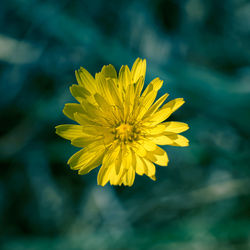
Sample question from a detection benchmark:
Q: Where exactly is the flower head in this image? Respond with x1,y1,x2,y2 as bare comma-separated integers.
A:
56,58,189,186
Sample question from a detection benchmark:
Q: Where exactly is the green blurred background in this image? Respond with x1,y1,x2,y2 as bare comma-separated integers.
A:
0,0,250,249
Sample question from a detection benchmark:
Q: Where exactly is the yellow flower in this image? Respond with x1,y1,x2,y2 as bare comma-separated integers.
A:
56,58,189,186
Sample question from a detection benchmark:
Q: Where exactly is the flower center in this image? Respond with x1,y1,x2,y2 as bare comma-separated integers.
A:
115,123,139,142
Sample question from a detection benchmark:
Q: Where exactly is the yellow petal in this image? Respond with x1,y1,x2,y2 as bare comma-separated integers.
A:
110,146,133,186
71,135,103,147
70,84,91,102
124,83,135,121
132,150,155,180
95,73,117,106
80,99,102,119
142,93,169,119
145,98,185,125
136,90,157,120
134,76,144,99
75,102,111,127
161,122,189,133
97,164,111,186
132,77,144,118
109,164,121,185
167,134,189,147
123,167,135,186
75,67,96,93
101,64,117,79
105,78,123,108
55,124,83,140
146,146,169,166
139,138,157,151
93,93,111,112
143,158,156,179
141,77,163,97
68,142,106,171
74,112,102,127
102,143,121,174
108,146,130,186
63,103,84,121
131,141,147,157
115,146,123,174
142,124,166,135
121,144,132,172
108,163,127,186
78,153,103,175
135,78,164,120
98,150,127,186
102,133,116,147
146,134,173,145
118,65,132,91
131,58,146,84
74,113,110,136
131,149,143,175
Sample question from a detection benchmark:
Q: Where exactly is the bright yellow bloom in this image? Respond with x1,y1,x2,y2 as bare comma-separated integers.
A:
56,58,189,186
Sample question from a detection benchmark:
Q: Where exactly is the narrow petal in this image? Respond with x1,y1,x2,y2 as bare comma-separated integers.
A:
97,144,126,187
124,83,135,121
75,67,96,93
141,77,163,97
136,90,157,120
101,64,117,79
95,73,119,107
142,158,156,180
147,133,189,147
146,134,173,145
71,135,103,147
146,146,169,166
55,124,83,140
74,112,103,127
121,144,132,172
122,167,135,186
115,146,123,174
131,149,144,175
134,76,144,99
109,164,120,185
118,65,132,91
78,153,103,175
63,103,84,121
102,143,121,174
132,149,155,180
161,122,189,133
167,134,189,147
97,163,110,186
131,141,147,157
94,93,111,112
70,84,90,102
75,114,108,135
132,76,144,115
105,78,123,108
145,98,185,125
131,58,146,84
142,124,166,135
135,78,163,120
139,138,157,151
106,163,126,186
100,145,133,186
142,93,169,119
68,142,106,170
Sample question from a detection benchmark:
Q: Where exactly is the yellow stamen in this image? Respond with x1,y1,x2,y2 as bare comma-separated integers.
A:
115,123,138,142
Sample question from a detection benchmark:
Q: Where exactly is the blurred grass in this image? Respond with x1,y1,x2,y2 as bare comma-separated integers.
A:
0,0,250,249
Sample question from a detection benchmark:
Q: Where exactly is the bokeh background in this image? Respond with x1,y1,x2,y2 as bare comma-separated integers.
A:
1,0,250,249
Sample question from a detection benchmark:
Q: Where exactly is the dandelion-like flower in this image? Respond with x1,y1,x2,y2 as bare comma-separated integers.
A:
56,58,189,186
